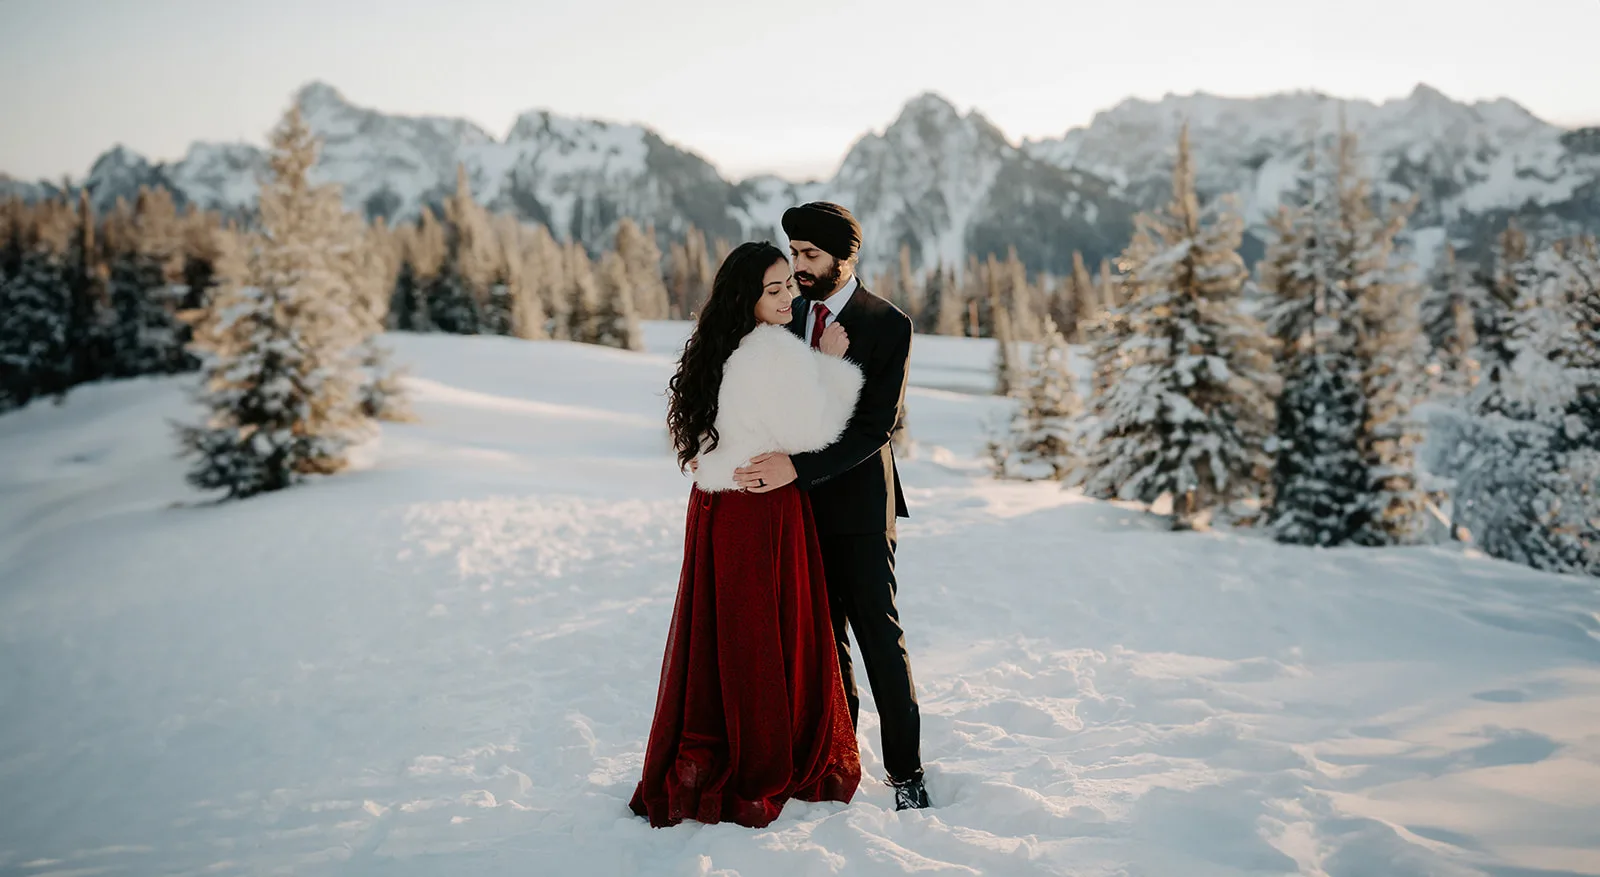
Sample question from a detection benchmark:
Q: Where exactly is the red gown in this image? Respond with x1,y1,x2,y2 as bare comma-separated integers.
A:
629,485,862,828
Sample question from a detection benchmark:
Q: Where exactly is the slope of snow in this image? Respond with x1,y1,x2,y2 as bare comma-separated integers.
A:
2,329,1599,877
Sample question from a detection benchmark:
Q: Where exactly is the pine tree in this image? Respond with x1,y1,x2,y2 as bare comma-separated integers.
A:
424,165,498,335
992,304,1023,397
390,258,426,331
426,212,482,335
990,317,1083,480
338,214,408,421
178,107,372,498
566,243,603,344
393,210,445,332
1330,131,1428,547
1420,242,1479,393
107,188,193,377
595,249,644,350
64,189,110,387
667,226,713,318
0,222,71,412
615,218,670,321
1059,252,1094,343
1075,124,1276,529
1444,236,1600,574
507,222,553,341
1084,260,1133,457
929,264,965,337
1260,130,1424,546
1259,147,1360,544
1269,352,1368,545
895,244,924,322
1469,224,1537,416
1000,248,1040,342
482,270,514,336
358,339,412,422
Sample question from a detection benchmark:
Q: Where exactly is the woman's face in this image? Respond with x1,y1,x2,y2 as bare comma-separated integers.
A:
752,258,798,326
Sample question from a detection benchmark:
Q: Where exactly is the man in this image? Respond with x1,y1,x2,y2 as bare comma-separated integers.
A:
733,201,929,811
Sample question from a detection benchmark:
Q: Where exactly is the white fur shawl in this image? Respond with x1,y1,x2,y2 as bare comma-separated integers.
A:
694,324,863,491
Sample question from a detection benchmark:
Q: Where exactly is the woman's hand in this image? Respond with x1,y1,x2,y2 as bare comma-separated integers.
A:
819,322,850,358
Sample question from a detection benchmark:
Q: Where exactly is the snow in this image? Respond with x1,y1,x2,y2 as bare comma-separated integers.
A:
2,327,1599,876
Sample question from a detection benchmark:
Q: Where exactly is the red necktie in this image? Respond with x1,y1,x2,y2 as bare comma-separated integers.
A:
810,303,831,350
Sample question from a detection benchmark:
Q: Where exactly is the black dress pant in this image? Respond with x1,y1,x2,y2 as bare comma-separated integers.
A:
818,532,923,782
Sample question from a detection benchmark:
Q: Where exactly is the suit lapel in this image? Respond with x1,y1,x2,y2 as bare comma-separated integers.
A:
833,282,877,366
785,298,809,341
789,280,878,365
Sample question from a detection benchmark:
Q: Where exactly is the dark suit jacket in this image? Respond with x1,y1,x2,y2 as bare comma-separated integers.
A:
786,283,912,536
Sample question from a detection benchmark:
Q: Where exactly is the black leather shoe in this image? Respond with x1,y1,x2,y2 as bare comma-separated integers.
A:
891,775,930,811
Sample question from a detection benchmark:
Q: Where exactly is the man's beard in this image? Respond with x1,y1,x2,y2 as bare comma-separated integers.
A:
795,258,844,301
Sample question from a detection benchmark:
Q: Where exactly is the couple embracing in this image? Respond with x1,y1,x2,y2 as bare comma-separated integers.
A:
628,202,930,828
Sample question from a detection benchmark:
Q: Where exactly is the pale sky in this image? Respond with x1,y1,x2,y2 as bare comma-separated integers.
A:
2,0,1597,183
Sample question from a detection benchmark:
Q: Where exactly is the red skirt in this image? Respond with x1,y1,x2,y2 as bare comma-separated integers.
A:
629,485,861,828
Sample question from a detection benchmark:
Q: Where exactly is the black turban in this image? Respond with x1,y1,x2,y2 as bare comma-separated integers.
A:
782,201,862,262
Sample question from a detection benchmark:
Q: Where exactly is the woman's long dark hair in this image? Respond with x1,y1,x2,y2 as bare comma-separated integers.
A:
667,241,789,472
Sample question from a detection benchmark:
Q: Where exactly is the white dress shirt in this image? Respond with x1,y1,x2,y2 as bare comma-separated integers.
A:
804,275,859,346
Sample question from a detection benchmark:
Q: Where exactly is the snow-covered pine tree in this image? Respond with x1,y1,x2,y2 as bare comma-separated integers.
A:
990,317,1083,480
64,189,110,388
1262,145,1353,544
426,238,482,334
178,107,371,498
1322,131,1428,547
106,188,194,377
1269,351,1368,545
1420,242,1480,393
389,258,426,331
1445,235,1600,574
389,213,441,332
426,165,498,335
1076,123,1276,529
1468,224,1538,417
0,210,71,412
596,249,644,351
1083,259,1133,442
336,213,409,423
358,339,412,422
482,268,514,337
1261,132,1414,546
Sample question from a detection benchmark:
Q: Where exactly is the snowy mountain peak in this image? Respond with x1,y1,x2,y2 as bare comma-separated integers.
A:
1405,82,1451,105
505,109,645,154
83,145,162,210
293,80,349,114
1022,83,1587,244
898,92,962,121
9,82,1594,278
884,92,1009,149
91,144,152,173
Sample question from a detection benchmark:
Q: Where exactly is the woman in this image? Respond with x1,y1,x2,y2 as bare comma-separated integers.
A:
629,242,863,829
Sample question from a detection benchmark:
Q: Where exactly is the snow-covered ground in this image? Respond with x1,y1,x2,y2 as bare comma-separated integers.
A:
2,324,1598,877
